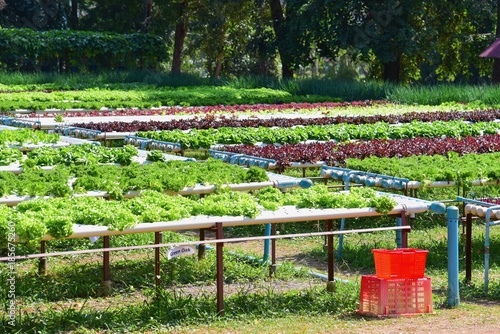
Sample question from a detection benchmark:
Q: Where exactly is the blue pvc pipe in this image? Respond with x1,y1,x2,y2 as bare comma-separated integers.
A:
337,218,345,259
308,270,349,283
263,224,271,263
485,216,491,293
337,171,357,259
395,217,402,248
447,206,460,307
483,205,500,293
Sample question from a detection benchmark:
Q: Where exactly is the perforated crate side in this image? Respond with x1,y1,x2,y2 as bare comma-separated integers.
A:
359,275,433,317
372,249,428,278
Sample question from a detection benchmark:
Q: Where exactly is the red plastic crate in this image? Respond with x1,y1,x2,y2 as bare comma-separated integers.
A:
358,275,433,317
372,248,428,278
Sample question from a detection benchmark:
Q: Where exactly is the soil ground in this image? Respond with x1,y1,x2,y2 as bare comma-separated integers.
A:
9,234,500,333
219,240,500,334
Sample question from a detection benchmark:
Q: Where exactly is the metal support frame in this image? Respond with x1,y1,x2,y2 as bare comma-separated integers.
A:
102,236,112,295
484,206,500,293
465,213,472,284
39,240,47,275
5,224,413,316
155,232,163,289
456,197,500,292
400,210,408,249
215,222,224,316
199,228,206,260
447,206,460,307
326,220,335,292
270,223,277,276
5,191,437,311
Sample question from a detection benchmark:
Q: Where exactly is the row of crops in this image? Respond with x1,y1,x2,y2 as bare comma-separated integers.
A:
0,127,403,249
69,108,500,131
4,94,500,334
3,99,500,249
7,104,500,187
0,146,271,198
55,108,500,185
13,187,396,247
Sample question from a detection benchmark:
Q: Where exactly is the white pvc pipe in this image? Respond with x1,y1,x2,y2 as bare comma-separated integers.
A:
0,179,306,205
288,162,324,169
5,225,411,261
321,178,500,190
0,165,54,174
406,181,454,189
464,204,500,219
408,179,500,189
34,201,430,241
11,142,70,152
96,132,136,140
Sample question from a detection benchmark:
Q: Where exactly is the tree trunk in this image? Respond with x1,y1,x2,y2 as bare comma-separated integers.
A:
69,0,78,29
145,0,153,18
214,52,224,79
206,56,213,78
171,1,189,74
493,59,500,84
142,0,154,32
269,0,294,78
493,0,500,84
383,56,401,83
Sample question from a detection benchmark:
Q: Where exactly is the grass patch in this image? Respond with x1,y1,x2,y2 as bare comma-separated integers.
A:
3,213,500,333
387,84,500,107
4,71,500,107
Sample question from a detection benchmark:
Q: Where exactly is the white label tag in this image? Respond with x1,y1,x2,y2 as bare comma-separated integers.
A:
167,246,196,260
89,236,100,243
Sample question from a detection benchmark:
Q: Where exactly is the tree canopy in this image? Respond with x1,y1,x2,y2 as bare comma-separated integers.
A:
0,0,498,83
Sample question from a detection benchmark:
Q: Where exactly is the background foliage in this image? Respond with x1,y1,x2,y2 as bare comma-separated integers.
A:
0,0,498,82
0,28,168,72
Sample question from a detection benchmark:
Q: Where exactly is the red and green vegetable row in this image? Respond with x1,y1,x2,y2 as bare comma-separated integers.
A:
70,109,500,133
219,134,500,169
21,100,379,118
133,120,500,148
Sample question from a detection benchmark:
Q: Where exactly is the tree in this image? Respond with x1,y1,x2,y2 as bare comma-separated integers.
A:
326,0,423,83
269,0,293,78
171,1,189,74
69,0,78,29
145,0,205,75
0,0,69,30
421,0,496,83
184,0,264,78
322,0,497,83
191,0,251,78
269,0,327,79
77,0,147,33
243,1,278,76
493,0,500,83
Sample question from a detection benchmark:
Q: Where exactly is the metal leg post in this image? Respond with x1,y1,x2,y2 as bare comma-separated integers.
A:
215,222,224,315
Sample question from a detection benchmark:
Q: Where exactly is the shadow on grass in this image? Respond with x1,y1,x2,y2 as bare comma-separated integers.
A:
3,283,360,334
0,249,285,303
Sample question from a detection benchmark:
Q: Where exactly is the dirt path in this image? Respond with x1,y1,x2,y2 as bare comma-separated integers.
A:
221,240,500,334
348,304,500,334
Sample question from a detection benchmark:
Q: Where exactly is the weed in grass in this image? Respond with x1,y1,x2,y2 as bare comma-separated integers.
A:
387,84,500,106
225,282,359,318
